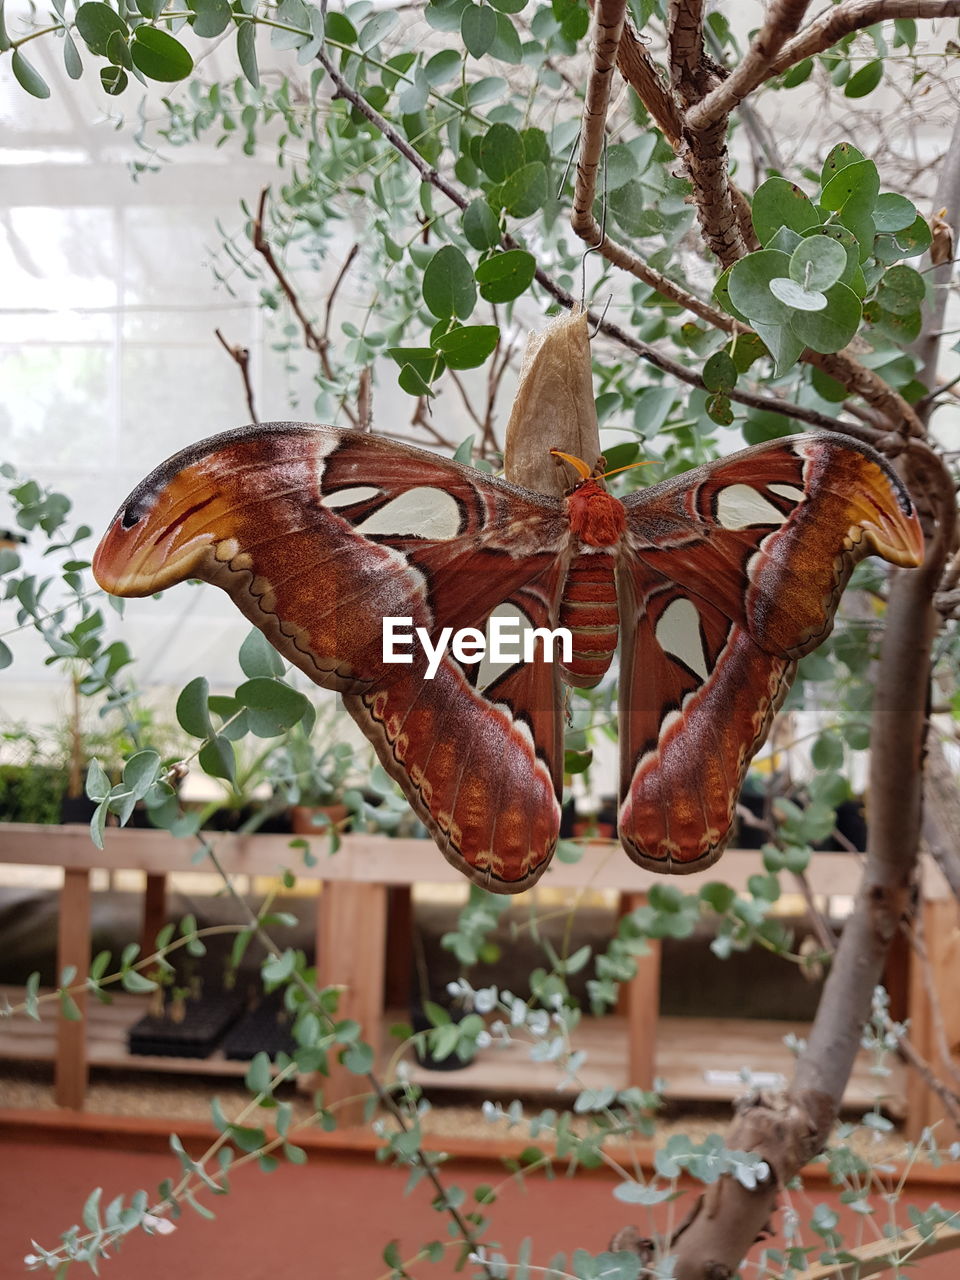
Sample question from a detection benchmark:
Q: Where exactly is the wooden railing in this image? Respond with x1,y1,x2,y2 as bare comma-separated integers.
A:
0,822,954,1136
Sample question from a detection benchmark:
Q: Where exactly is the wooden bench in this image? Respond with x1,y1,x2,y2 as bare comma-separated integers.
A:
0,822,953,1136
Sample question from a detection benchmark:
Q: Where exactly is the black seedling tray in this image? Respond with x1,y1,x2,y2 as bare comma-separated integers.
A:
128,994,244,1059
222,993,297,1061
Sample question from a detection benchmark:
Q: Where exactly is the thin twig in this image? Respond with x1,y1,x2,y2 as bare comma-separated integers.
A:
215,328,259,423
250,187,360,428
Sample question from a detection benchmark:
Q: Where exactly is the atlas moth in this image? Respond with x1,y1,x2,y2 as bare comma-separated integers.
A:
93,415,923,892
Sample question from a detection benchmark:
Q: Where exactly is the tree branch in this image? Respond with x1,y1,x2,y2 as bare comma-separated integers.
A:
214,328,258,423
667,0,707,96
251,186,360,428
912,111,960,426
686,0,812,130
771,0,960,78
606,15,684,146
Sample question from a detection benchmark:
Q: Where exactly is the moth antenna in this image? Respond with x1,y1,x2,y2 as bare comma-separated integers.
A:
550,449,593,481
601,457,658,479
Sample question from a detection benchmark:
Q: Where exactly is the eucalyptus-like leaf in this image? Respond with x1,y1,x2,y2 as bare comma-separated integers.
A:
873,192,917,234
462,198,501,250
820,158,879,213
75,1,129,56
478,121,525,182
12,49,51,97
820,140,866,188
131,27,194,81
726,250,792,325
844,59,883,98
461,2,497,58
751,177,819,246
769,278,827,312
432,324,499,369
789,281,861,353
474,248,536,302
422,245,477,320
788,236,847,293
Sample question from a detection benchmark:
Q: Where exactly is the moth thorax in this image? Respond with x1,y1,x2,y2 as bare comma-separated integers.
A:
567,480,626,547
559,552,620,688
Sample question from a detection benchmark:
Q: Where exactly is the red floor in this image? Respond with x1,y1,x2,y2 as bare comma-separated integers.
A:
2,1135,960,1279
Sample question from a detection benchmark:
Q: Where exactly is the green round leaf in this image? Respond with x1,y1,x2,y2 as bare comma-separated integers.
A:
75,2,129,56
12,49,50,98
769,277,827,312
751,177,819,246
190,0,233,38
727,250,792,325
706,392,734,426
766,226,803,256
106,27,132,68
789,281,861,353
497,160,548,218
358,9,397,50
131,26,194,81
100,64,128,95
199,734,236,784
820,141,866,188
844,59,883,98
424,49,463,86
878,264,925,315
235,677,312,736
811,366,848,403
713,266,749,325
489,9,522,62
820,158,879,213
873,192,917,234
702,350,737,393
324,10,357,43
432,324,500,369
461,2,497,58
239,627,284,679
751,322,805,377
893,213,933,260
811,732,845,770
422,245,477,320
463,198,501,250
782,57,812,88
604,143,638,192
176,675,212,738
788,236,848,292
474,248,536,303
479,121,525,181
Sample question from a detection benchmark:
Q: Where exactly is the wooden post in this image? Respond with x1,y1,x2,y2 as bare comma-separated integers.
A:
905,897,960,1142
315,880,388,1125
621,891,661,1090
383,886,413,1010
140,872,168,959
55,867,91,1109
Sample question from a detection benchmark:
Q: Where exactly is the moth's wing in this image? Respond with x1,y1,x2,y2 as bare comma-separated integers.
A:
616,432,924,873
94,422,572,892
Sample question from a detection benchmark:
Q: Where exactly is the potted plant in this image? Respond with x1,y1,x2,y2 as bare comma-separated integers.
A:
267,706,357,837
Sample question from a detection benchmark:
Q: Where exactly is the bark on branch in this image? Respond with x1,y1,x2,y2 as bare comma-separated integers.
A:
771,0,960,77
685,0,811,130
